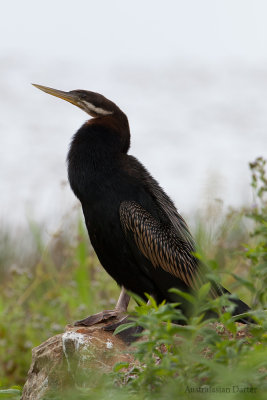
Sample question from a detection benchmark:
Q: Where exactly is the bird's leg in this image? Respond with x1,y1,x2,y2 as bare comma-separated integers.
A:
104,297,151,334
115,286,131,313
74,287,130,327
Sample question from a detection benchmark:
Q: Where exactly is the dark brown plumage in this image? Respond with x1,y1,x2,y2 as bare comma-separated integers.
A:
33,84,251,326
120,201,199,288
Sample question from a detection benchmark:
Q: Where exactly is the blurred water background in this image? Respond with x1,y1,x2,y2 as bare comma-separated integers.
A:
1,0,267,231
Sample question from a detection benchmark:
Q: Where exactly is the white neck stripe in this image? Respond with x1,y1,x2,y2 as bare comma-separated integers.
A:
83,101,113,116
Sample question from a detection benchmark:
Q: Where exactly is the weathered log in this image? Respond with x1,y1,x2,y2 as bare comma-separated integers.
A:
21,323,137,400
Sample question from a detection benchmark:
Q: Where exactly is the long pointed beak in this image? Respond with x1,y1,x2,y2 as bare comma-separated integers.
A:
32,84,80,107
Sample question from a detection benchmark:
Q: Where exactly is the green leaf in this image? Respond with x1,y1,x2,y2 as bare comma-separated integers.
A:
169,288,195,304
198,282,211,301
113,322,136,335
231,273,256,292
128,291,147,306
0,389,21,397
113,362,129,372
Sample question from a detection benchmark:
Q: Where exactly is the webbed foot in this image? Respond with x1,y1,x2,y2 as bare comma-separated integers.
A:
74,310,125,327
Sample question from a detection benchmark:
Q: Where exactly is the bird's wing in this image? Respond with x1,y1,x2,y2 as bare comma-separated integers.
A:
119,200,202,290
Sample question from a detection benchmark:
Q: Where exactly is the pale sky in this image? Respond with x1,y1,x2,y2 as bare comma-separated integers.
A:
1,0,267,227
1,0,267,65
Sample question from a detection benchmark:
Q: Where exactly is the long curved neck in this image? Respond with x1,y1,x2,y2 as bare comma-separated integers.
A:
67,114,130,200
90,112,130,153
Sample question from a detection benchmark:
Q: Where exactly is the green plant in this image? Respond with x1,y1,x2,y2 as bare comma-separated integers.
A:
113,157,267,399
0,214,120,387
0,158,266,400
244,157,267,309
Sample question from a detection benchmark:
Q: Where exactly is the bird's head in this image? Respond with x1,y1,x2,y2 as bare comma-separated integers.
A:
33,84,130,153
32,84,123,118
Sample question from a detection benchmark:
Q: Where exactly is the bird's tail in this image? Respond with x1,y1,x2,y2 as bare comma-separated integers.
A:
220,286,252,324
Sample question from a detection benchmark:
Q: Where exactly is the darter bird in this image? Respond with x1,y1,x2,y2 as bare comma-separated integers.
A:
32,84,250,327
